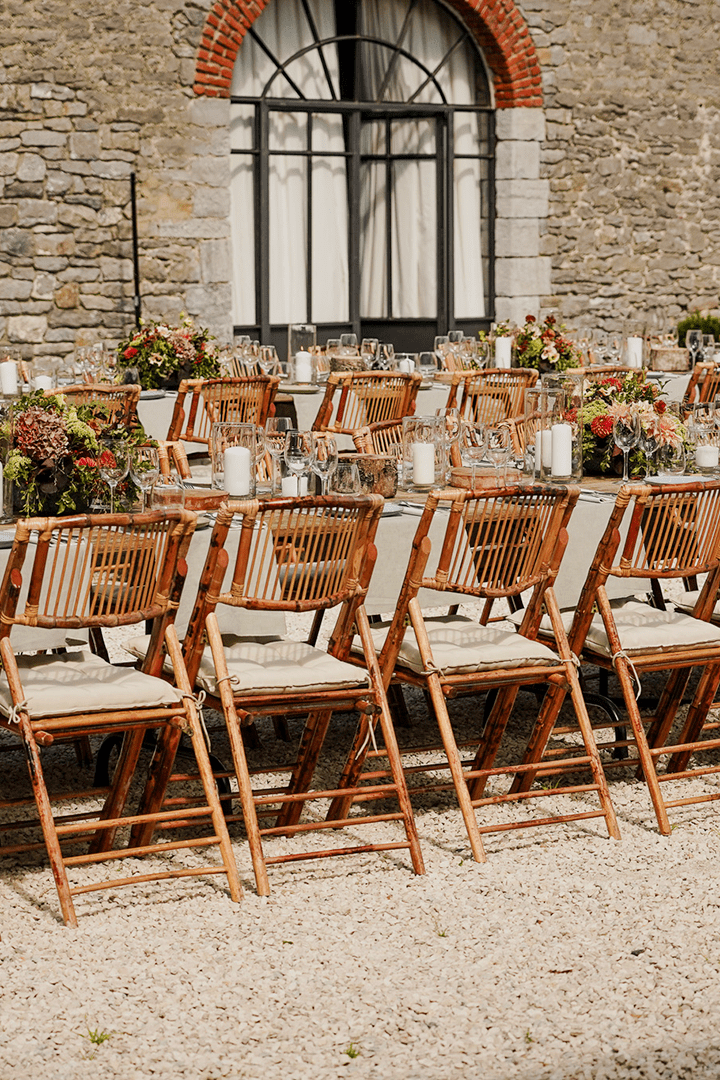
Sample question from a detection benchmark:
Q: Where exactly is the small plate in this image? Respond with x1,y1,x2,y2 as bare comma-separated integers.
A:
0,527,16,547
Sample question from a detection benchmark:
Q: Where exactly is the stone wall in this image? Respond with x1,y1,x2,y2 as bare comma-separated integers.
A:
524,0,720,328
2,0,720,362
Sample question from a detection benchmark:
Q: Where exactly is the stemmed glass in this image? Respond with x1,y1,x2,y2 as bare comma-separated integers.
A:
283,430,314,495
458,420,486,486
311,434,338,495
264,416,293,494
638,426,658,479
99,438,129,513
130,445,160,512
435,407,461,481
485,426,511,486
612,412,641,482
686,329,703,366
258,345,279,377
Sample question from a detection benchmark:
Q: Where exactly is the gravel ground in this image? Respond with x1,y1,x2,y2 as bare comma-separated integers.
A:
3,612,720,1080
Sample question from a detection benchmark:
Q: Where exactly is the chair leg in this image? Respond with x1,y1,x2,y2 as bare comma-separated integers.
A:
665,662,720,774
127,723,184,849
89,727,148,854
467,686,520,801
614,656,672,834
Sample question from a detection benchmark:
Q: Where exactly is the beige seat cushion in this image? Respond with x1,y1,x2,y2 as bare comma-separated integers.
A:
673,589,720,621
195,639,370,696
0,650,183,720
353,614,562,675
509,599,720,657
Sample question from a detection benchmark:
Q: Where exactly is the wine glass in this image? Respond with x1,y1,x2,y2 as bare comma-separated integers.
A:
258,345,279,377
435,407,461,481
638,426,658,478
283,430,313,495
458,420,486,487
98,439,129,513
377,343,395,370
265,416,293,494
311,434,338,495
361,338,379,366
686,329,703,365
130,445,160,512
485,426,511,486
612,412,641,482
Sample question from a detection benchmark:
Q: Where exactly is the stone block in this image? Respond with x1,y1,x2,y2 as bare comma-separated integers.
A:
17,199,58,226
0,229,33,257
495,296,542,326
31,83,74,101
0,153,18,177
187,97,231,128
54,282,79,308
495,256,552,297
35,232,76,257
7,315,47,343
20,129,66,147
0,279,33,301
495,218,540,258
79,294,116,311
200,240,231,283
0,206,18,228
100,256,132,281
194,187,230,218
90,159,132,179
17,153,47,181
496,141,541,181
496,179,550,219
495,109,546,143
32,273,56,300
69,131,101,160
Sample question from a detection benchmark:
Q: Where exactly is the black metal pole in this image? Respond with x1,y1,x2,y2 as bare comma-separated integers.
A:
130,171,142,328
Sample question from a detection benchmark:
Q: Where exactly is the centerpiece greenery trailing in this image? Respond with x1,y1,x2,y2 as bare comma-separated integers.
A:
578,372,686,476
117,317,221,391
5,392,147,516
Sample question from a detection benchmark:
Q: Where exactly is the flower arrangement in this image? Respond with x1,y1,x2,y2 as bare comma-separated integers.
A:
5,392,146,516
117,318,221,391
577,373,685,476
514,314,583,373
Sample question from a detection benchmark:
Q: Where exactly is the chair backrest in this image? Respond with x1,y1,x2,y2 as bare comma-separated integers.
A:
0,511,197,667
445,370,538,425
49,383,141,427
570,480,720,645
312,372,421,434
352,419,404,456
167,376,280,445
683,361,720,412
377,484,578,666
183,494,383,678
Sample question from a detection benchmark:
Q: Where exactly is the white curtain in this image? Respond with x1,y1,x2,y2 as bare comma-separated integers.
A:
358,0,485,319
229,0,348,326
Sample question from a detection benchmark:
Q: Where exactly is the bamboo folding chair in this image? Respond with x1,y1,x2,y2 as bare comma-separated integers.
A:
166,376,280,448
0,510,240,925
162,494,424,894
511,481,720,834
311,371,421,435
444,370,538,426
330,485,619,861
48,383,141,427
682,362,720,415
352,419,404,456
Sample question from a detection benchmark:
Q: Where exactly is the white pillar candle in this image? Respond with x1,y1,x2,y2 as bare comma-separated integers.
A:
696,444,719,469
223,445,252,496
494,337,512,369
551,423,573,476
34,375,53,391
294,351,313,383
398,358,415,373
626,336,643,368
281,475,298,496
299,475,308,495
540,428,553,470
0,361,18,396
412,442,436,486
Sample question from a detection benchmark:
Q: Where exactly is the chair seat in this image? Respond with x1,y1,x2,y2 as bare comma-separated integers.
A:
353,614,562,675
673,588,720,621
0,650,183,720
510,598,720,657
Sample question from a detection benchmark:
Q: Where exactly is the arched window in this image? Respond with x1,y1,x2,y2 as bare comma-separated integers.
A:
230,0,493,350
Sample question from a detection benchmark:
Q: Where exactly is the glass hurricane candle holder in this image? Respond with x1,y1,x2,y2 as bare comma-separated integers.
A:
402,416,443,491
211,422,263,497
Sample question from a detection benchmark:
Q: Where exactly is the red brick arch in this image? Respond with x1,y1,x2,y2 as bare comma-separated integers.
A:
194,0,542,107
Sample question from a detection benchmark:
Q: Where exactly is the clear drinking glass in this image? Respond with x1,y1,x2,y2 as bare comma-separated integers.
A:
458,420,486,486
485,426,511,486
99,438,129,513
686,329,703,365
265,417,294,494
311,434,338,495
258,345,279,376
331,460,361,495
130,445,160,512
612,412,641,482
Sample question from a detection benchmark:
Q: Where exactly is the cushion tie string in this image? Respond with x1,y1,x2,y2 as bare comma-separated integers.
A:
355,714,379,759
611,649,642,700
181,689,210,748
7,699,28,726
